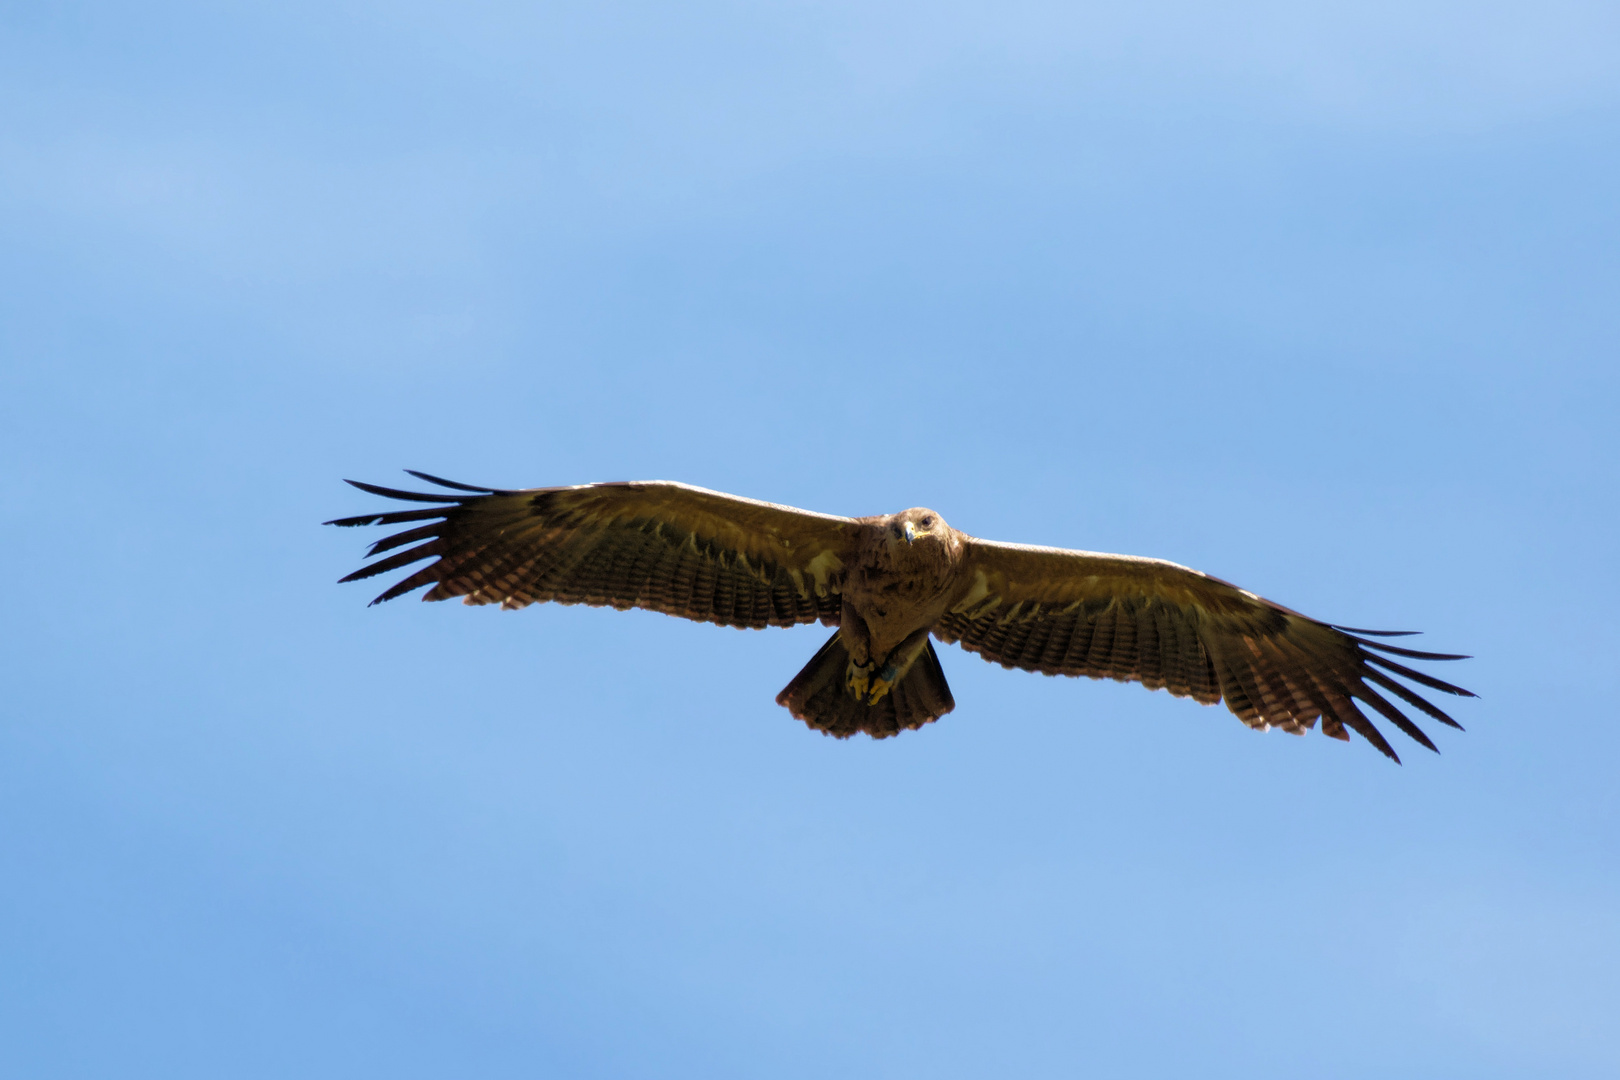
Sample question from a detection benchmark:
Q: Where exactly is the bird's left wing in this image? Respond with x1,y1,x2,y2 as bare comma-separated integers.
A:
936,537,1473,761
328,473,853,629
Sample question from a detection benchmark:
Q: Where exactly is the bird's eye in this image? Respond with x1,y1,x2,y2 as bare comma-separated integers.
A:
921,516,934,528
892,525,903,538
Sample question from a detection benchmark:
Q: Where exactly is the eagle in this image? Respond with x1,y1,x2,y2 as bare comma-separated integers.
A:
328,472,1472,761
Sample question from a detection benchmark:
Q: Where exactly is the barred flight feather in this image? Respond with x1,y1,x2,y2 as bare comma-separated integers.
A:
328,476,846,630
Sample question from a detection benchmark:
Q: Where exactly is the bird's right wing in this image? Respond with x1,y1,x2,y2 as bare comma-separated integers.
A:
327,473,854,629
937,537,1473,761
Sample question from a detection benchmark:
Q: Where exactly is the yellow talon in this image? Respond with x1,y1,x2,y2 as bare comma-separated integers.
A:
849,659,899,703
847,663,871,700
866,662,899,704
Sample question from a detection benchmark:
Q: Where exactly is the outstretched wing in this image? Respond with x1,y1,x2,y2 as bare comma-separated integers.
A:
935,538,1473,761
328,472,853,629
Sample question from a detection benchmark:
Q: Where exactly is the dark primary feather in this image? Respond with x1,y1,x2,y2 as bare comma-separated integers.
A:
403,470,503,494
1332,626,1420,637
1337,629,1471,662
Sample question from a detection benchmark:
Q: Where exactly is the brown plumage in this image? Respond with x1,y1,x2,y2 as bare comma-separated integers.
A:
328,472,1474,761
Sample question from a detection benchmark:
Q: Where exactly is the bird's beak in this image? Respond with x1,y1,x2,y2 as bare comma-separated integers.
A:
903,521,917,544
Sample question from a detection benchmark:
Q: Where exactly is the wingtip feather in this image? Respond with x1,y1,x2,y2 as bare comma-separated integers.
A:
344,478,465,504
1349,635,1471,662
403,470,502,494
1332,625,1421,637
1362,653,1476,698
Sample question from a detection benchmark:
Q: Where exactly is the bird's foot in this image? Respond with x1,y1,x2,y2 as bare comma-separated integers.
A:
846,659,873,701
866,664,899,704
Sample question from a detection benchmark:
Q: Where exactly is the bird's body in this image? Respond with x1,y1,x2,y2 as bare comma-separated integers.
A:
838,509,961,693
330,473,1473,761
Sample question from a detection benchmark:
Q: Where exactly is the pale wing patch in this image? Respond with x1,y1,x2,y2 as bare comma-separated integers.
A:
950,570,997,618
805,549,844,595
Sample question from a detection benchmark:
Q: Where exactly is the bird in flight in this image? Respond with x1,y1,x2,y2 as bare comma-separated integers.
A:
329,472,1472,761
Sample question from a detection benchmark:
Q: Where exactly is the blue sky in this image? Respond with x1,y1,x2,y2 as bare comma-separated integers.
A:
2,2,1617,1077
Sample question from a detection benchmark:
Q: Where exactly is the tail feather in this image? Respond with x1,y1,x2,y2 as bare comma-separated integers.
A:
776,631,955,738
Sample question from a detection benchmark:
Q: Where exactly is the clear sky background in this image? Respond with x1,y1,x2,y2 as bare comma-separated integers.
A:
3,2,1617,1077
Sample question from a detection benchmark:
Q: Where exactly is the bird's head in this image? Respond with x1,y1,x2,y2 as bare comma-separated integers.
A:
886,507,950,550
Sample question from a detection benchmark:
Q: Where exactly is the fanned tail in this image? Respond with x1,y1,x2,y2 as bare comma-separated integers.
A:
777,631,955,738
